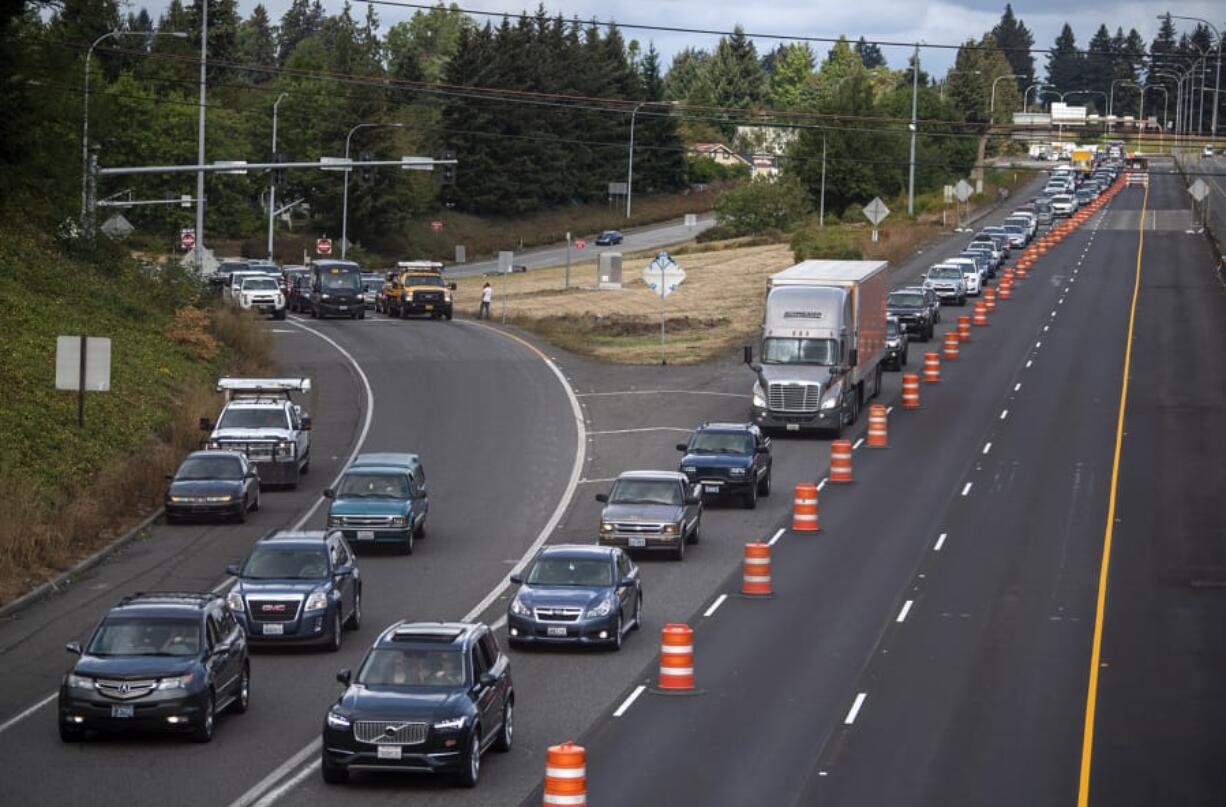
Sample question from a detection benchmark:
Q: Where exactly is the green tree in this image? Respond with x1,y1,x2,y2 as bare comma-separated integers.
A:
385,2,472,83
1046,23,1084,98
855,37,886,70
768,42,815,110
991,4,1034,94
633,44,686,193
707,25,766,130
714,174,811,236
1082,24,1114,114
278,0,323,64
664,47,713,106
236,4,277,82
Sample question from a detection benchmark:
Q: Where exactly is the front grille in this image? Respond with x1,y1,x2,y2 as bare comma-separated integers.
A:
613,522,665,534
95,678,158,701
767,383,820,413
246,597,302,623
354,720,428,745
413,291,444,303
334,515,395,528
534,607,582,622
216,440,277,461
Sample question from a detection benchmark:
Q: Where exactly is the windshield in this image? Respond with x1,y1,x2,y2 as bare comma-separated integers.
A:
219,261,249,274
362,279,381,293
930,267,962,280
337,472,409,499
87,617,201,657
404,274,444,287
319,268,361,291
953,264,977,276
688,431,754,454
608,479,682,506
887,319,899,337
242,277,279,291
176,456,243,481
762,337,839,366
217,408,290,430
1003,226,1024,234
240,546,329,580
526,557,613,587
358,648,466,687
889,292,924,308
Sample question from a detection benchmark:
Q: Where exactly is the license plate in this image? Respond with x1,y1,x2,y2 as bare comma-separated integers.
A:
356,530,375,540
424,305,433,311
628,537,646,548
262,623,284,636
377,745,402,760
111,705,134,719
703,485,720,494
786,423,800,432
547,626,568,637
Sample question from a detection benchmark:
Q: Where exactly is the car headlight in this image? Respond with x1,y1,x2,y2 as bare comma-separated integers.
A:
728,467,746,476
326,710,351,729
320,293,330,300
600,522,614,533
276,294,284,306
327,515,342,527
157,672,194,690
276,439,296,458
356,293,365,302
206,440,221,450
586,597,615,618
305,592,330,611
662,523,680,535
752,381,766,409
205,494,233,503
433,716,467,731
227,591,244,611
390,515,408,527
66,673,95,690
510,596,530,616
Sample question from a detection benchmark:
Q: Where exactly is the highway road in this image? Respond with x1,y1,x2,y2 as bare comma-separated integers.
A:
447,212,715,278
2,167,1221,807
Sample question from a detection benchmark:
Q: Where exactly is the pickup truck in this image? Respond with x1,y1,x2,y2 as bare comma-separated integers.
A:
324,453,429,555
676,422,772,509
887,286,937,341
597,471,702,561
202,378,312,488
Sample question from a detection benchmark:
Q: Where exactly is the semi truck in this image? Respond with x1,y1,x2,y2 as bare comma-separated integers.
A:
746,260,890,436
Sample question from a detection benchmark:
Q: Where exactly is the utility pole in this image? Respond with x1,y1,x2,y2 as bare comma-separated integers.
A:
907,43,919,217
194,0,207,273
625,101,646,219
819,136,827,227
268,91,287,262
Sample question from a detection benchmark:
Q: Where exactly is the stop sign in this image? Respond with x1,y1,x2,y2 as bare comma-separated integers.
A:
430,220,444,232
574,239,586,250
316,238,332,256
180,228,195,250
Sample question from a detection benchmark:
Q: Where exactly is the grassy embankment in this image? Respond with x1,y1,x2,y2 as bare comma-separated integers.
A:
453,171,1035,364
0,230,273,603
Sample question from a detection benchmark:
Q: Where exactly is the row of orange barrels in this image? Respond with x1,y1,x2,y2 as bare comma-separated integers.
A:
540,176,1125,806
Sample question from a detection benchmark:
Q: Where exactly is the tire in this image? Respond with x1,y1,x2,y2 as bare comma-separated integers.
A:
414,518,426,541
687,517,700,544
399,305,408,320
309,304,317,319
397,528,414,555
958,294,967,306
445,310,453,321
743,480,758,509
923,323,933,342
234,501,247,524
345,586,362,630
251,486,261,512
757,468,772,497
327,611,342,652
631,593,643,630
165,513,180,526
901,348,909,367
321,755,349,785
59,722,83,743
358,311,365,320
191,691,215,743
610,613,623,651
456,729,481,788
494,701,513,752
300,453,310,475
229,663,250,714
672,536,686,561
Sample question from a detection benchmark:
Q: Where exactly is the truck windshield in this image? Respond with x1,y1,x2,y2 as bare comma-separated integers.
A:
404,274,444,287
762,337,838,366
217,408,290,430
608,479,682,506
689,432,754,454
337,472,409,498
320,269,361,291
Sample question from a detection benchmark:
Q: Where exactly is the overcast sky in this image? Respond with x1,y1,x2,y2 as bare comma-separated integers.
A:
141,1,1224,75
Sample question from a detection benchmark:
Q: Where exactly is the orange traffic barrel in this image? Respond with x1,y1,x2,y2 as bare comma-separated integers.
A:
1037,241,1049,255
973,301,989,326
901,373,921,409
922,352,941,383
658,624,694,691
998,280,1012,300
957,315,972,342
792,482,820,532
984,287,997,312
741,542,772,596
1016,264,1028,280
544,742,587,807
829,439,853,483
1003,267,1015,282
867,403,889,447
942,331,960,360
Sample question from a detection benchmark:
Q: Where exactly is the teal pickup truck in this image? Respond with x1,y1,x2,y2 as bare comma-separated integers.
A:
324,453,429,554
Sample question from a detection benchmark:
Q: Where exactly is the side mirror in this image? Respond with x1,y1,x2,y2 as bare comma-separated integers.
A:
322,488,335,499
199,417,213,432
301,416,312,431
65,641,82,655
756,445,770,454
595,493,609,504
848,348,859,368
247,469,258,479
165,473,175,481
676,443,688,452
478,672,497,687
333,565,352,577
742,345,753,365
509,573,523,585
686,494,702,505
336,669,352,686
226,563,241,576
616,578,635,588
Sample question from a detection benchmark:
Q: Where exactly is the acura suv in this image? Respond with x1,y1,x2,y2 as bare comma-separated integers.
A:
322,622,513,787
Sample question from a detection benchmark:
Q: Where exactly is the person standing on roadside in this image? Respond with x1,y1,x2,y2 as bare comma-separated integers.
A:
479,282,493,320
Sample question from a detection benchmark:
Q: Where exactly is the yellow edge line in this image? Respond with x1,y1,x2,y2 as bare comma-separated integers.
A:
1077,181,1148,804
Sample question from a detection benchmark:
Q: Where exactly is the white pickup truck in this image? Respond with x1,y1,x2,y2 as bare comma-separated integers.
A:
202,378,312,488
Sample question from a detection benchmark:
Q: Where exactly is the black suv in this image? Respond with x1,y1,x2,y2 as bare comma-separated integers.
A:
887,286,938,341
322,622,513,787
676,422,772,509
58,592,249,743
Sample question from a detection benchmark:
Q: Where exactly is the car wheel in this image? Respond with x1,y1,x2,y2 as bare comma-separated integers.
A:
191,691,215,743
688,517,700,544
59,722,84,743
632,593,643,630
300,453,310,475
327,611,342,652
358,311,366,320
925,323,934,341
610,613,623,651
673,537,686,561
958,294,967,306
274,309,286,320
456,729,481,788
494,702,513,752
165,512,180,525
398,529,414,555
757,468,772,497
230,663,250,714
414,518,426,541
235,500,247,524
321,754,349,785
445,311,453,321
902,348,909,367
251,486,261,512
309,305,317,318
345,587,362,630
743,480,758,509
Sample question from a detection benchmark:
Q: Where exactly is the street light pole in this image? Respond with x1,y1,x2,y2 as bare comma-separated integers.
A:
267,91,287,261
194,0,207,272
1023,82,1049,113
989,73,1023,116
341,121,403,259
907,43,919,217
81,30,187,225
1166,16,1220,140
625,101,646,219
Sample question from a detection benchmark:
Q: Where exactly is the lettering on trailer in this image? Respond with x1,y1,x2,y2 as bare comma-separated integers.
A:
783,311,824,319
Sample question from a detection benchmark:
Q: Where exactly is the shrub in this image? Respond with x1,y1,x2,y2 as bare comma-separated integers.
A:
790,221,865,262
714,175,812,237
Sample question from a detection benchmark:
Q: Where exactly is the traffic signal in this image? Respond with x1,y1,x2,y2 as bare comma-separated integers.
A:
359,151,373,184
440,149,456,185
273,151,287,186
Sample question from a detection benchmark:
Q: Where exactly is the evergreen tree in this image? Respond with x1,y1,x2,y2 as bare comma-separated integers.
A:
855,36,886,69
1046,24,1083,99
991,4,1034,94
768,42,815,110
708,25,766,131
815,36,865,104
236,5,277,82
1118,28,1147,118
899,51,929,88
664,47,713,106
278,0,324,64
1083,24,1114,113
633,45,686,193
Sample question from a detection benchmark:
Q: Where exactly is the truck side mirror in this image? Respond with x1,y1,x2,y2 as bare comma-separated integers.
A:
301,415,312,431
848,348,859,368
322,488,335,499
742,345,753,365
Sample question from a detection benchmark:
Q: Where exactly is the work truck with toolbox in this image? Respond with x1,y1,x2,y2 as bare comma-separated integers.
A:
201,378,312,488
379,261,455,320
746,260,889,435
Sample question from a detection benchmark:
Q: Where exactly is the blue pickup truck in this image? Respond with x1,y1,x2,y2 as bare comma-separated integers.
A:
677,422,773,509
324,453,429,554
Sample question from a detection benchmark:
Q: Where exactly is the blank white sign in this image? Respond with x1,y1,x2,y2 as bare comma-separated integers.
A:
55,336,111,391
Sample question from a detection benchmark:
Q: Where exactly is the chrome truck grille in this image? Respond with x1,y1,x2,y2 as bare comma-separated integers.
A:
767,383,820,413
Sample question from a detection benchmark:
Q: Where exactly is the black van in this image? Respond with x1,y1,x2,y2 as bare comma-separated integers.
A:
309,260,366,319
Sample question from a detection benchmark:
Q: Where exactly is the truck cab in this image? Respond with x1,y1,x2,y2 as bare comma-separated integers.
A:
380,261,455,320
201,378,312,488
324,453,429,555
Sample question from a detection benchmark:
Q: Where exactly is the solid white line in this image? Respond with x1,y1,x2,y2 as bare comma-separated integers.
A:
0,692,56,736
613,685,648,718
588,427,693,435
896,600,914,623
852,437,864,450
934,533,948,551
578,477,617,484
844,693,868,725
982,442,992,455
1000,409,1009,420
1014,383,1022,392
768,527,785,546
704,594,729,618
961,482,973,497
817,478,827,491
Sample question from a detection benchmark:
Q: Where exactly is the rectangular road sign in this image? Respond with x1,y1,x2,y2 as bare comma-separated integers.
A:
56,336,111,392
498,251,514,274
